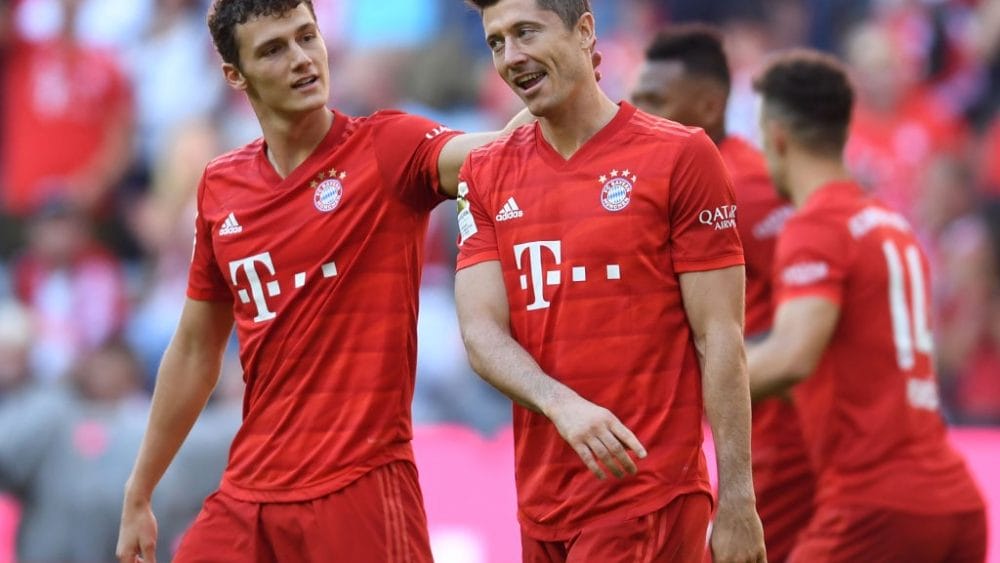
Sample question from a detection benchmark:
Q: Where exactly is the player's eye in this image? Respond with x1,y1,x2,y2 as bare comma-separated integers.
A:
488,38,504,54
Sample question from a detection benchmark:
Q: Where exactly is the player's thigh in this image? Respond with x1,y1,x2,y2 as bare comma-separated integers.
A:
265,460,433,563
173,491,268,563
567,493,712,563
790,504,984,563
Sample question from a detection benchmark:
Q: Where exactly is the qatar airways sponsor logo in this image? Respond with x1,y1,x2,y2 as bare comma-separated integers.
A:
848,206,910,239
699,205,737,230
781,261,829,286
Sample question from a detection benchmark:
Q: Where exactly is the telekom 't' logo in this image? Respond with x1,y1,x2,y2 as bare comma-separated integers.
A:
513,241,623,311
514,241,562,311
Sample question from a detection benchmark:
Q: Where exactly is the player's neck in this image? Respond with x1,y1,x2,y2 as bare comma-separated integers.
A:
538,87,619,159
787,154,852,207
258,106,334,179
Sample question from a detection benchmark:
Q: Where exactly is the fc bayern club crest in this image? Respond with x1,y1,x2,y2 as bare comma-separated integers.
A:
598,168,636,212
312,168,348,213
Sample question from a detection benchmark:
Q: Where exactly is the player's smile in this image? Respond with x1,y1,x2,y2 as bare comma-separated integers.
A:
513,70,547,96
291,74,321,93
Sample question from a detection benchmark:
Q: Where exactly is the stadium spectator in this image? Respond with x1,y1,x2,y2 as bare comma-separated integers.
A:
0,0,133,222
11,199,128,382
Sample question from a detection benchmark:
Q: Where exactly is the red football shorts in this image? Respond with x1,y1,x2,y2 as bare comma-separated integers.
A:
520,492,712,563
173,460,432,563
789,503,987,563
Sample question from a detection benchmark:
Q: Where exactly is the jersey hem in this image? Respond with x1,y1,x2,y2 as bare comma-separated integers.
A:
674,253,745,274
517,480,713,541
186,288,234,302
218,442,414,503
776,287,842,307
456,252,500,271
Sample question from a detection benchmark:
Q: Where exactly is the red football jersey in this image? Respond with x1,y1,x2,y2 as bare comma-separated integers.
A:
1,38,132,215
774,181,984,513
719,136,813,562
718,136,792,336
187,109,459,502
456,103,745,540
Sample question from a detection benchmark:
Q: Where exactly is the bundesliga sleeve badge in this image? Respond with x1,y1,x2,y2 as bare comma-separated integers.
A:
456,181,478,245
599,169,636,212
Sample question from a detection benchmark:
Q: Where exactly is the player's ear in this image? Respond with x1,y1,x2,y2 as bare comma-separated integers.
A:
222,62,249,92
576,12,596,52
768,120,789,155
697,83,727,126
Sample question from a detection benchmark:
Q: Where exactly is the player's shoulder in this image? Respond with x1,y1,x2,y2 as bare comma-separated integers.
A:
628,108,706,145
364,109,453,133
466,123,535,166
204,138,265,183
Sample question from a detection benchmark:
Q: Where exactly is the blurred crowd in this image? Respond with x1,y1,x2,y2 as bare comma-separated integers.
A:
0,0,998,558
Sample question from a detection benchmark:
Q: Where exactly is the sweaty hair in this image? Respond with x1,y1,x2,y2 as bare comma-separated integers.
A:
753,49,855,155
208,0,316,68
464,0,592,29
645,24,730,91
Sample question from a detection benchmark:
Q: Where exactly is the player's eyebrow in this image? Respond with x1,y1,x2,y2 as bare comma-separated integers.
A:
485,19,543,43
252,22,318,54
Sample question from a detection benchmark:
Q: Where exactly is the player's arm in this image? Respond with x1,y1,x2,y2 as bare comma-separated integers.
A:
116,298,233,563
747,296,839,401
455,260,646,480
436,109,535,197
679,265,766,563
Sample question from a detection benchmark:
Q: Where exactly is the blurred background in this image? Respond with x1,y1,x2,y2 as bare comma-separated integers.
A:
0,0,998,561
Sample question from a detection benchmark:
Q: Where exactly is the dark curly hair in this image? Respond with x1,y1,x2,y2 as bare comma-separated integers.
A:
208,0,316,69
645,24,730,92
753,49,855,155
463,0,591,29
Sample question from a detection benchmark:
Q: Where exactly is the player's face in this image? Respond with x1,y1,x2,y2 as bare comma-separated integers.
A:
631,60,703,127
482,0,594,117
227,3,329,117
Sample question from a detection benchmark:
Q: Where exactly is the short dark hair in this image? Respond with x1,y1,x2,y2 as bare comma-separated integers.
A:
464,0,591,29
645,24,730,91
208,0,316,69
753,49,854,155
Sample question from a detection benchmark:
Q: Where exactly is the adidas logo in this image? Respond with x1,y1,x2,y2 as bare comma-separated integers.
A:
496,197,524,222
219,212,243,236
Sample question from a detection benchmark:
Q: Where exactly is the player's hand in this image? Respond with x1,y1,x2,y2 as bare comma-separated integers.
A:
116,496,158,563
709,499,767,563
545,392,646,479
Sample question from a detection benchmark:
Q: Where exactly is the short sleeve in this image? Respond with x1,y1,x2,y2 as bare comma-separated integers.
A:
370,111,463,210
455,156,500,270
186,173,232,302
773,218,849,306
669,131,745,273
